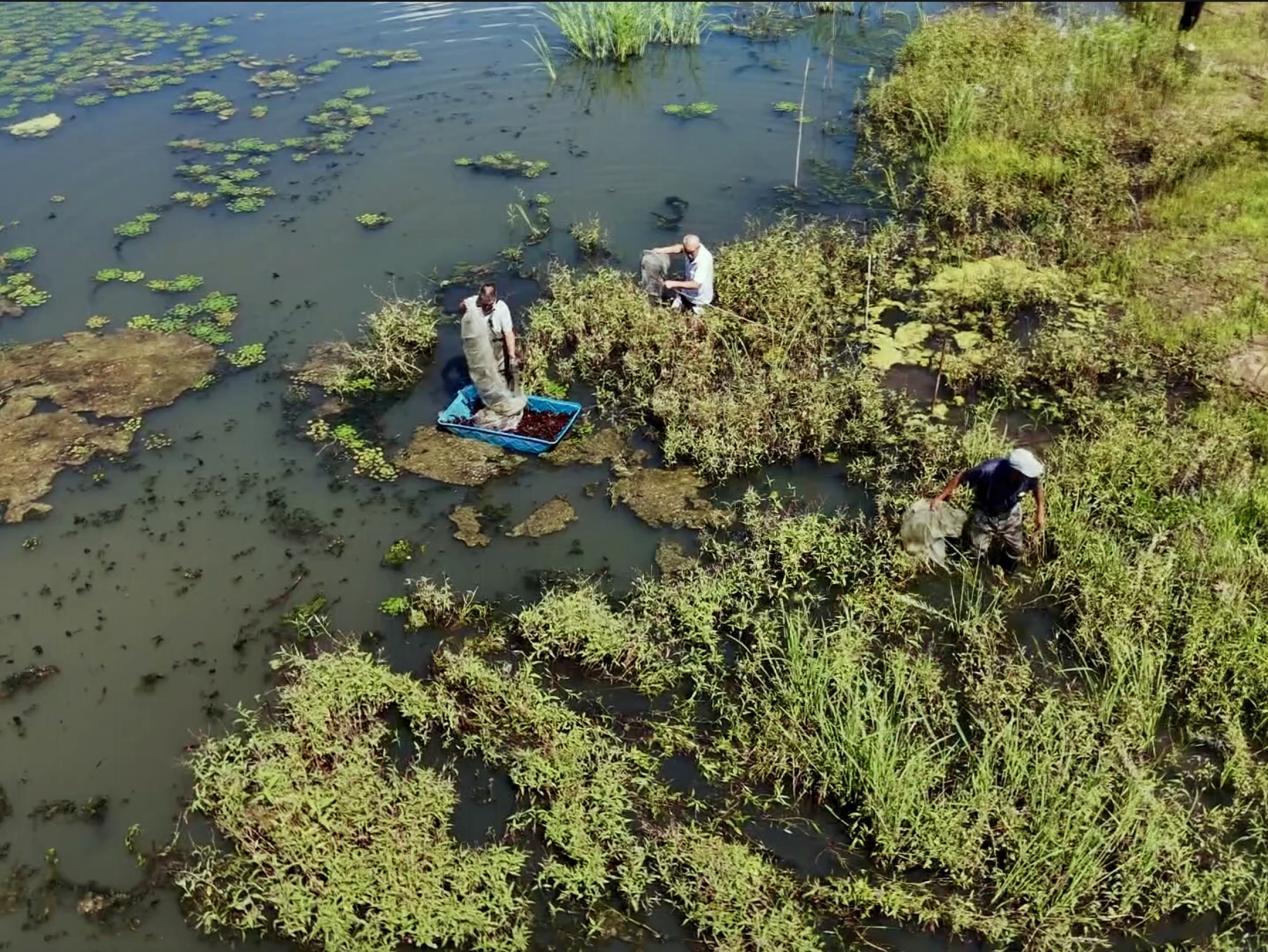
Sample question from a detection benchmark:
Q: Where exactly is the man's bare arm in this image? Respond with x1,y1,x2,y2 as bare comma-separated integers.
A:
932,471,964,507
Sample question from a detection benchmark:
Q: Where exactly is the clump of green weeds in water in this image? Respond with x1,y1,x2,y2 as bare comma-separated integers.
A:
95,268,145,283
402,577,488,631
378,595,409,616
172,89,235,120
381,539,417,568
662,101,717,119
337,295,440,393
454,151,549,178
170,191,215,209
544,2,710,63
305,58,341,75
305,419,397,481
1,246,36,266
176,644,530,950
146,274,204,293
85,315,110,330
225,196,266,214
568,215,609,258
113,212,160,240
226,343,265,369
523,216,924,479
355,211,392,229
336,47,422,67
248,104,267,119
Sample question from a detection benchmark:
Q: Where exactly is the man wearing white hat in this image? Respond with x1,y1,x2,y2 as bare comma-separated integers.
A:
932,448,1046,566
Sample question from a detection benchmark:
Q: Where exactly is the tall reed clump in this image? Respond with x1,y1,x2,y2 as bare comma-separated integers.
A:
543,2,709,63
859,7,1188,261
344,294,440,391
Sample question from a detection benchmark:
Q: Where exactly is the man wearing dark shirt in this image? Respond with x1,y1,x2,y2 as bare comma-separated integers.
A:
932,448,1046,565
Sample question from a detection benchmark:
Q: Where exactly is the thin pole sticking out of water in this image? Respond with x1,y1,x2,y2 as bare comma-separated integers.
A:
793,57,810,190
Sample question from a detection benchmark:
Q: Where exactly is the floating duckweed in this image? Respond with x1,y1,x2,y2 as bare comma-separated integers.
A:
454,151,549,178
74,93,106,107
249,105,268,119
344,86,372,99
355,212,392,229
662,101,718,119
146,274,205,293
95,268,146,283
173,89,235,119
226,343,266,368
113,212,161,239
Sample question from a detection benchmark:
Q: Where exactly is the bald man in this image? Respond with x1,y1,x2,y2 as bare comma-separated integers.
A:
650,234,714,312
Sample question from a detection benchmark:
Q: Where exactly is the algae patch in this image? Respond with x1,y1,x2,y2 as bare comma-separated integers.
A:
397,427,523,487
508,498,575,538
450,505,490,547
0,330,214,522
543,427,632,467
609,466,730,530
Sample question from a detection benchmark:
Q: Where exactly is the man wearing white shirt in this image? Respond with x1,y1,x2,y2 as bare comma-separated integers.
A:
651,234,714,312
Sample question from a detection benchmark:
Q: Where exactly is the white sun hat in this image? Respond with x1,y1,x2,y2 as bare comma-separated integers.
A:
1008,447,1044,478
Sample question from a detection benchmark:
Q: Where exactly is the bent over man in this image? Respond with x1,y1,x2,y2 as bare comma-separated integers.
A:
933,448,1046,566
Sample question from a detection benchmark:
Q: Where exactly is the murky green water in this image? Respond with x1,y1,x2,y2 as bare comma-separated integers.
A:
1,3,928,947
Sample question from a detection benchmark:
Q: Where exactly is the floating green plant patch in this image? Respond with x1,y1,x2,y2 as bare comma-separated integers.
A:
226,195,266,213
337,47,421,67
249,69,301,95
74,93,105,107
306,419,397,481
173,89,235,120
455,151,549,178
6,113,60,138
305,58,342,75
355,212,392,229
146,274,205,293
382,539,416,568
94,268,145,283
1,246,36,266
113,212,160,239
226,342,265,368
170,190,215,209
772,101,799,113
0,272,50,310
249,104,267,119
662,101,717,118
305,94,385,131
85,315,110,330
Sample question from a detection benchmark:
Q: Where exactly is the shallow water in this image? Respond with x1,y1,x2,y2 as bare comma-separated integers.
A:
0,2,936,947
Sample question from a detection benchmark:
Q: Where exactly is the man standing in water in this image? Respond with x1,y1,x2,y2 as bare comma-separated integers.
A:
648,234,714,312
459,282,525,430
932,448,1046,567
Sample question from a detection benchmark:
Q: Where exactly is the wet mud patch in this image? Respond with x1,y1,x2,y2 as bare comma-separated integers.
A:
450,505,490,547
295,340,358,391
397,426,523,486
507,497,575,538
609,466,732,530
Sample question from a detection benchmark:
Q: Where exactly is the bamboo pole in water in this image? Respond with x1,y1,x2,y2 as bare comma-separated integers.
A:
793,57,810,189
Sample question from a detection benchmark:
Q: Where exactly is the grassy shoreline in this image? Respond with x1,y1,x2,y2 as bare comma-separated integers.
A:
178,4,1268,949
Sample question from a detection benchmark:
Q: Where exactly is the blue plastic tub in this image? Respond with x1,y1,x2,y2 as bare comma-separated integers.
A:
437,385,582,456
